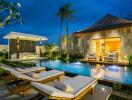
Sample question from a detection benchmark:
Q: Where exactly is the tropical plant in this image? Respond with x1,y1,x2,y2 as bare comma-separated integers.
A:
127,54,132,68
62,34,73,59
57,3,75,61
0,0,23,28
44,42,56,59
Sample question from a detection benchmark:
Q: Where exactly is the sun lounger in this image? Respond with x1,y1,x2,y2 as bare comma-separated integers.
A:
0,66,45,82
1,66,45,73
31,75,97,100
7,70,65,95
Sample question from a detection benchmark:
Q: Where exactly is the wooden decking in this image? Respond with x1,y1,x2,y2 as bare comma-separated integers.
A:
81,59,128,66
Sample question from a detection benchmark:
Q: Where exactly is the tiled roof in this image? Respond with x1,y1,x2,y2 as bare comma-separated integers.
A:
75,14,132,34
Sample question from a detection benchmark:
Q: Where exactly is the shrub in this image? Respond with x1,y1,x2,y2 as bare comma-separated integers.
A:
59,52,84,62
0,67,6,78
1,59,36,67
127,55,132,68
112,83,122,92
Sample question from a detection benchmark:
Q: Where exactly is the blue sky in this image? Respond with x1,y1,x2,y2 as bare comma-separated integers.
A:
0,0,132,45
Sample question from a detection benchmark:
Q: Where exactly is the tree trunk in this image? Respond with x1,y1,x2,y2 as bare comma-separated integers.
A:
59,19,63,58
66,20,69,62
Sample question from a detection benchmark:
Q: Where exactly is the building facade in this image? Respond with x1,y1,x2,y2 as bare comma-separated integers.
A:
73,14,132,60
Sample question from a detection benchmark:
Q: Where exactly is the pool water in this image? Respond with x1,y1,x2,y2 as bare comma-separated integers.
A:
34,60,132,85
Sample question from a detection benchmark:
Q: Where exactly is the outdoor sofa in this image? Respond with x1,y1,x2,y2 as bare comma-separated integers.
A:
87,53,96,61
104,52,118,62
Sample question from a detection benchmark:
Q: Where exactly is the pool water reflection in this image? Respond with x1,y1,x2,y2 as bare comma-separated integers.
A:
35,60,132,85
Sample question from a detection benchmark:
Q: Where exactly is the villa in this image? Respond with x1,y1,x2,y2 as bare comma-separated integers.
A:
72,14,132,61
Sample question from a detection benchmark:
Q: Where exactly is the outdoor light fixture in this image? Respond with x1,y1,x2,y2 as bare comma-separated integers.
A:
74,62,82,65
101,87,105,91
125,67,127,72
124,56,127,59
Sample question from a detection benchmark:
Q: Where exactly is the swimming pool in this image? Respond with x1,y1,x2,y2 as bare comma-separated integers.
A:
34,60,132,85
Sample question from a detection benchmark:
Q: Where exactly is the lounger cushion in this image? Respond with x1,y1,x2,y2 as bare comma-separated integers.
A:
37,70,64,81
10,70,37,81
26,72,40,78
15,68,24,72
63,75,97,96
54,81,73,93
31,82,74,98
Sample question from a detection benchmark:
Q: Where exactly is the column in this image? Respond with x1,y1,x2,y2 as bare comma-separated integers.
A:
16,37,20,59
39,39,42,57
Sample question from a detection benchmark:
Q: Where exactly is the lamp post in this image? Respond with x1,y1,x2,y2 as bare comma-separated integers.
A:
16,37,20,59
39,39,42,57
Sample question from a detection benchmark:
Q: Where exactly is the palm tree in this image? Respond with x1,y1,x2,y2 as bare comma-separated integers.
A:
57,3,75,60
0,0,23,28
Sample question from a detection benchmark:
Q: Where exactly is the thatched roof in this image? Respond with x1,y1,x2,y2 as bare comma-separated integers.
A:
75,14,132,34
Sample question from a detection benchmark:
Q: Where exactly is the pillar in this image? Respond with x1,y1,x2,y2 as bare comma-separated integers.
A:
16,37,20,59
39,39,42,57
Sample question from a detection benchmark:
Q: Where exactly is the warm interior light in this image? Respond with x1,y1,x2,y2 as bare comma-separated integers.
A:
91,37,120,58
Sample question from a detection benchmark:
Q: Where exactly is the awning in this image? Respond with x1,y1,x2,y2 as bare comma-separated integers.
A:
3,32,48,41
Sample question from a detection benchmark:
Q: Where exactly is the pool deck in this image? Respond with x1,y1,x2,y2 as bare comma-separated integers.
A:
0,76,112,100
81,58,128,66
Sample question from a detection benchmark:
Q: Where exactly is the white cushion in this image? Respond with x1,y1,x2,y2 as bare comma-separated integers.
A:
31,82,74,98
32,73,39,78
54,81,73,93
63,75,97,96
10,70,37,81
15,68,24,72
37,70,64,81
26,72,40,78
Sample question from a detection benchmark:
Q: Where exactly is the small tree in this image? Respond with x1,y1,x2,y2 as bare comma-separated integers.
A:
0,0,23,28
127,55,132,68
44,42,56,59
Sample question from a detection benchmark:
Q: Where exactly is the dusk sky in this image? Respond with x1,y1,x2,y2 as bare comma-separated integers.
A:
0,0,132,45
